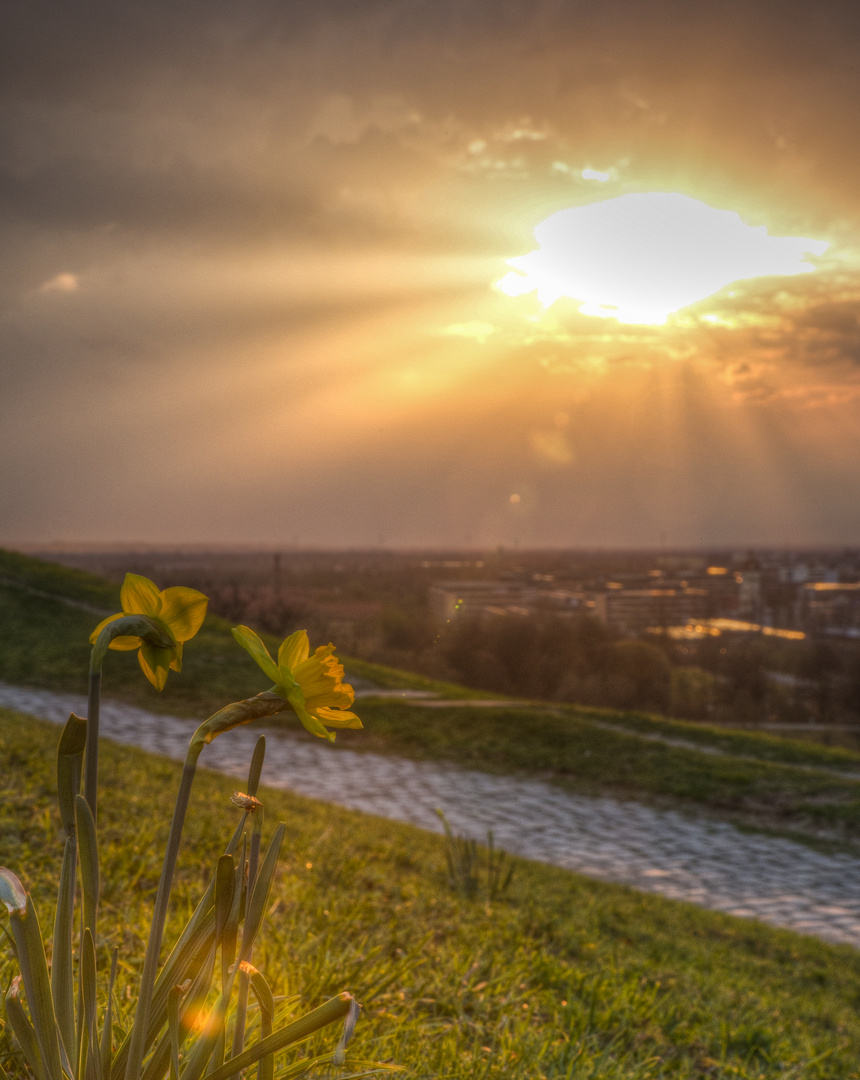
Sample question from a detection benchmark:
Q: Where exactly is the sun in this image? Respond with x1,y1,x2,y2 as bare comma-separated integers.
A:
497,193,829,325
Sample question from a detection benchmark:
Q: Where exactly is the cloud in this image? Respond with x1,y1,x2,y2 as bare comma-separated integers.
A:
4,0,860,545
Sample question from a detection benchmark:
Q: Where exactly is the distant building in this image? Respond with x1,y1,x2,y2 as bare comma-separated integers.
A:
800,582,860,635
734,556,762,619
429,580,589,621
591,586,709,634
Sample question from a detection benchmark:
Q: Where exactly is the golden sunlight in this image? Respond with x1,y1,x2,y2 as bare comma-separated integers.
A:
497,193,828,325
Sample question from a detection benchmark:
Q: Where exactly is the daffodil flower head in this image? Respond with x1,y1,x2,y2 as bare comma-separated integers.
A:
231,625,362,742
90,573,208,690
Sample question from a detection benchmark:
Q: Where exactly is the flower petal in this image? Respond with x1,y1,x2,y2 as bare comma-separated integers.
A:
286,688,335,742
138,644,172,691
159,587,208,642
278,630,310,671
169,642,183,673
109,635,144,652
120,574,162,617
231,625,280,683
314,706,363,730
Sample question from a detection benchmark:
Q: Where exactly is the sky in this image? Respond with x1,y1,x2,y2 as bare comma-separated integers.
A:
3,0,860,549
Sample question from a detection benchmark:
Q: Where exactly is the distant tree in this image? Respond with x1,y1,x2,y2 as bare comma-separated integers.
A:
598,640,672,713
801,638,841,724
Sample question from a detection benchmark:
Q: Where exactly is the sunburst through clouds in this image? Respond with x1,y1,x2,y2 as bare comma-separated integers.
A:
497,193,829,325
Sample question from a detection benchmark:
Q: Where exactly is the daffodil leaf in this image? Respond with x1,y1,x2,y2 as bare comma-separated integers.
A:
159,587,209,642
278,630,310,670
138,645,173,691
120,573,162,616
314,707,363,729
231,625,280,683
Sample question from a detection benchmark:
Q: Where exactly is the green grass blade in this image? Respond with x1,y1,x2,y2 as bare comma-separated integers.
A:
208,1030,227,1076
231,833,260,1074
247,810,263,917
214,855,235,946
5,976,47,1080
167,985,182,1080
174,971,237,1080
239,825,284,963
114,919,216,1080
100,948,118,1080
138,940,217,1080
75,795,100,943
221,840,244,988
9,896,65,1080
248,971,274,1080
51,837,77,1064
81,928,102,1080
203,993,353,1080
56,713,86,838
247,737,266,798
228,968,251,1079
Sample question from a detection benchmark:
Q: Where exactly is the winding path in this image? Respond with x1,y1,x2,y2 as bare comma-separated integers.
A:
3,680,860,950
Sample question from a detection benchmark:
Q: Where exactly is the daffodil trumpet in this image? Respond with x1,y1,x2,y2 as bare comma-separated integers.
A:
230,625,362,742
85,574,208,822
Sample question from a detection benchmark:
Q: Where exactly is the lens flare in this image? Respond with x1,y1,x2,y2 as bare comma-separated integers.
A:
497,193,828,325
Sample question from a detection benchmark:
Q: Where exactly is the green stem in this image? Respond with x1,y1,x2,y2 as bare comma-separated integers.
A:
230,811,262,1072
85,613,173,823
124,743,202,1080
84,662,102,822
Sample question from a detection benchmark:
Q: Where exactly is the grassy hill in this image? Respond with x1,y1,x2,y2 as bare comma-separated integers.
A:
2,708,860,1079
4,547,860,843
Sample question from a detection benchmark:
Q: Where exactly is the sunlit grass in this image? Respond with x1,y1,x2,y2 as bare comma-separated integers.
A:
3,709,860,1079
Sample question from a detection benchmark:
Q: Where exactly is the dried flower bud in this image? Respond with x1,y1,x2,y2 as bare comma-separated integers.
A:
228,960,259,977
231,791,263,812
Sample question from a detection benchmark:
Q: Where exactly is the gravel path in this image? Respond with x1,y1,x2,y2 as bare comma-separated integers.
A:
3,681,860,949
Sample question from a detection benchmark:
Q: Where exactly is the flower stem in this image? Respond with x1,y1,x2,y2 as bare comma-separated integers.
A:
83,659,102,823
124,742,202,1080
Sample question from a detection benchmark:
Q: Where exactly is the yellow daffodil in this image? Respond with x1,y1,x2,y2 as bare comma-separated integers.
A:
90,573,208,690
231,624,362,742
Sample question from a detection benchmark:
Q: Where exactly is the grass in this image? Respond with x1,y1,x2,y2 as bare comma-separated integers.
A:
573,706,860,773
6,547,860,842
3,708,860,1079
